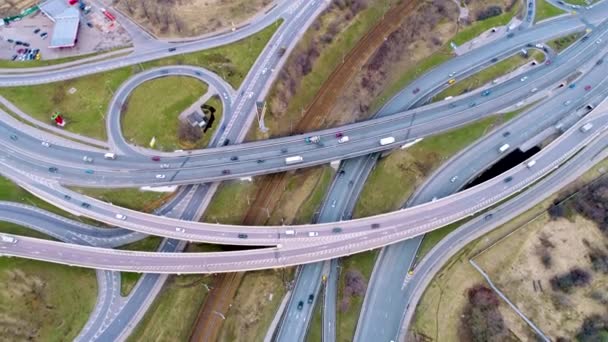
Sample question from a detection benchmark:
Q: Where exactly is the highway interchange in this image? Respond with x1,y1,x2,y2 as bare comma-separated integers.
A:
1,0,608,341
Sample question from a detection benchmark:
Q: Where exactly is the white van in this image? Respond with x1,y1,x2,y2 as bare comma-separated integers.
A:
104,153,116,160
338,136,350,143
379,137,395,146
285,230,295,235
526,160,537,168
498,144,510,153
444,96,454,101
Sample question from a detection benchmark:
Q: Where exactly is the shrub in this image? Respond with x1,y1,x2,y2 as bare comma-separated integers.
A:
550,268,591,293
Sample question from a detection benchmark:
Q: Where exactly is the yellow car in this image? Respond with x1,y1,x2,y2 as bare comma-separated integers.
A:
448,78,456,85
35,52,41,60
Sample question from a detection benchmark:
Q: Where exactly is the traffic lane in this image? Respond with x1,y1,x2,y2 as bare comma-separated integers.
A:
398,138,608,339
5,114,605,247
3,37,605,186
2,118,604,271
0,1,319,86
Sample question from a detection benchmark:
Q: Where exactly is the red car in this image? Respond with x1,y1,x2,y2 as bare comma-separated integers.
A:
335,132,343,138
412,87,420,94
584,85,592,91
151,156,160,161
545,60,552,65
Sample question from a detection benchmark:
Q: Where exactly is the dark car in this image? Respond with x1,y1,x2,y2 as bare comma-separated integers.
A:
297,301,304,310
22,42,30,47
168,47,177,52
490,57,498,63
15,41,23,45
81,202,91,208
7,38,14,43
280,147,288,154
238,233,248,239
502,131,511,137
332,227,343,233
335,132,343,138
11,55,17,61
308,294,314,304
151,156,161,161
412,87,420,94
40,32,48,38
371,223,380,229
582,36,589,42
504,176,513,183
64,195,71,200
87,22,93,28
257,159,264,164
230,156,238,161
469,102,477,107
484,213,493,220
33,28,40,34
222,169,231,175
338,170,345,177
48,167,58,173
222,139,230,146
507,32,514,38
597,59,604,65
10,134,17,141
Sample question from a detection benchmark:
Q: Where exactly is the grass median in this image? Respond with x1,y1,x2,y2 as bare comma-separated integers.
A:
0,20,281,141
535,0,567,23
547,31,584,53
433,50,545,101
354,109,523,219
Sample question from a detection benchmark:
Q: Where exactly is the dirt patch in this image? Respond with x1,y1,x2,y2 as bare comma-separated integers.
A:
0,0,36,17
115,0,273,38
475,215,608,339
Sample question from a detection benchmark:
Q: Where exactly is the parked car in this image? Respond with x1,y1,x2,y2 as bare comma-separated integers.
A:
41,32,48,39
87,22,93,28
33,28,40,34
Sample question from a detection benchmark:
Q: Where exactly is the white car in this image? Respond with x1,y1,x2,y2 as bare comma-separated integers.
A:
262,68,268,74
308,231,319,237
448,72,456,77
175,227,186,233
115,214,127,220
563,100,572,106
520,76,528,82
450,176,458,183
596,39,602,44
247,92,253,99
155,174,166,179
160,164,170,169
530,87,538,93
223,93,228,100
41,141,50,147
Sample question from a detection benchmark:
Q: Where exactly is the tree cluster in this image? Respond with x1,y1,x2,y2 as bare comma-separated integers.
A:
550,267,591,293
459,284,508,342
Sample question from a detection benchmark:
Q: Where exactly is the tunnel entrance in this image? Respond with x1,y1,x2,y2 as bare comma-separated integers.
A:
464,146,541,190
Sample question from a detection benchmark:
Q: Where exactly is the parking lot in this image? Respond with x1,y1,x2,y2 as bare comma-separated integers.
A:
0,9,131,61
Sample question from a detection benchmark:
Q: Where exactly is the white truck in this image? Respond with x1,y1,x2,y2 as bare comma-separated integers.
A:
379,137,395,146
305,136,321,144
285,156,303,165
1,235,18,244
498,143,510,153
104,153,116,160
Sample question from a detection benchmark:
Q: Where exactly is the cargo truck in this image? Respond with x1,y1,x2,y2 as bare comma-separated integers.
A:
285,156,303,165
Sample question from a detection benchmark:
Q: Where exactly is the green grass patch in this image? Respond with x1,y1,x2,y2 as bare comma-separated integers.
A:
0,48,132,69
451,2,522,46
535,0,567,22
433,50,545,101
70,187,173,213
336,251,378,342
203,180,259,224
415,222,462,261
0,251,96,341
354,110,522,219
547,31,584,52
294,167,334,224
127,272,214,342
122,76,208,151
0,20,280,141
